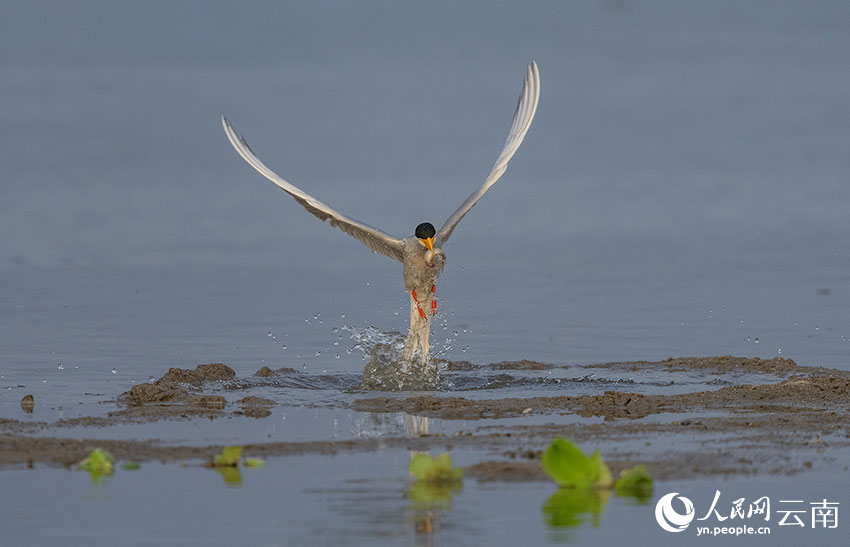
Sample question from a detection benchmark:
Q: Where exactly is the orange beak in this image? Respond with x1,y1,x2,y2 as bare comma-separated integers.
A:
420,237,434,251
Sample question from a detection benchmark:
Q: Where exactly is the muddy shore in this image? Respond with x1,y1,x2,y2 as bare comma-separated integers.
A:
2,356,848,482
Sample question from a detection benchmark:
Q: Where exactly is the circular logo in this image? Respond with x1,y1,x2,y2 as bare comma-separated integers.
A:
655,492,695,533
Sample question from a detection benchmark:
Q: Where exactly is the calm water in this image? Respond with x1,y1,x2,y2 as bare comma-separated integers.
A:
1,1,848,545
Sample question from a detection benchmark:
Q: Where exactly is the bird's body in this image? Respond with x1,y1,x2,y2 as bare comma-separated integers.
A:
222,62,540,366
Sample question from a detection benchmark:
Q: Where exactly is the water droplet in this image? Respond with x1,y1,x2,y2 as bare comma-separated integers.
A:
393,310,399,316
304,318,310,324
57,363,64,370
322,369,327,374
315,351,321,357
267,332,273,337
331,327,338,333
340,313,346,319
335,354,340,359
333,341,339,346
111,368,117,374
452,330,458,337
43,378,47,383
303,362,308,369
148,376,154,383
754,338,759,344
815,325,820,331
281,344,287,350
346,348,352,354
778,348,782,354
74,364,79,369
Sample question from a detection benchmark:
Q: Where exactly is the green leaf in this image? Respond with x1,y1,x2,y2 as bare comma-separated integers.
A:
214,445,243,466
120,461,141,471
541,438,598,488
589,450,612,488
244,458,265,468
409,452,463,483
79,449,115,482
542,488,610,528
613,464,653,502
410,453,433,481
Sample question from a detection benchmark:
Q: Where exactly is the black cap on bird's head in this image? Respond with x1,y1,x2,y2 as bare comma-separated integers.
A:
415,222,436,251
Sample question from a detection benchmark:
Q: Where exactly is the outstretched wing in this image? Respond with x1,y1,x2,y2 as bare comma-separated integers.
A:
221,116,405,262
438,61,541,244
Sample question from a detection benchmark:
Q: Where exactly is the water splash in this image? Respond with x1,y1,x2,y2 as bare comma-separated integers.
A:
343,326,442,391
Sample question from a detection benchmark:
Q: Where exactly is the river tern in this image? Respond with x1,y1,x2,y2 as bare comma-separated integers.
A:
222,61,540,363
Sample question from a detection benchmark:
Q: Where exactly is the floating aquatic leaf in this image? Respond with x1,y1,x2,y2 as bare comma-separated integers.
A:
613,464,653,501
80,449,115,482
244,458,265,468
408,452,463,508
214,445,243,466
589,450,612,488
120,461,141,471
410,452,463,482
542,438,610,488
542,488,610,528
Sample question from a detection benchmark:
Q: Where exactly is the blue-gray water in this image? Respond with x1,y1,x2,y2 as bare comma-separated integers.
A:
1,1,848,545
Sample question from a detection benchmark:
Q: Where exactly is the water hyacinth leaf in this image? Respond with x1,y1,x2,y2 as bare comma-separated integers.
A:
410,453,433,481
589,450,612,488
541,438,597,488
80,449,115,482
215,445,243,466
244,458,265,468
80,449,115,474
120,461,141,471
409,452,463,482
613,464,653,501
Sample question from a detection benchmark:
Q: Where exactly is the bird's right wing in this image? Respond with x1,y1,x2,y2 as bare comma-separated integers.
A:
222,116,405,262
438,61,541,244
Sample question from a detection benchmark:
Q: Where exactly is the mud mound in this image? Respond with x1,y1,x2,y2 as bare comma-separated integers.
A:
490,360,554,371
587,355,800,375
254,366,297,377
157,363,236,387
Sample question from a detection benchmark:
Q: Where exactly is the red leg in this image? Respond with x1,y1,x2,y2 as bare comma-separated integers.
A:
431,285,437,316
412,290,427,319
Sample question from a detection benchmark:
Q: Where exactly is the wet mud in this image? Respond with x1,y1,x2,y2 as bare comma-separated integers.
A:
2,356,849,483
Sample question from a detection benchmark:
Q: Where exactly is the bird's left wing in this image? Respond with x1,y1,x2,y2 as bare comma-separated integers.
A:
438,61,541,244
222,116,405,262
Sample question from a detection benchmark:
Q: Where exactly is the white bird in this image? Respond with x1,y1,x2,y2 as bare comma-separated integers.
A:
222,62,540,364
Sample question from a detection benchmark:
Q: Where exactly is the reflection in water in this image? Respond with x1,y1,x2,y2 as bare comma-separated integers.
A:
403,414,464,542
542,488,611,529
216,466,243,486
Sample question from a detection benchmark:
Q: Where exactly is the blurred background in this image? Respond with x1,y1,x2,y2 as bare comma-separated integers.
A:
1,1,848,397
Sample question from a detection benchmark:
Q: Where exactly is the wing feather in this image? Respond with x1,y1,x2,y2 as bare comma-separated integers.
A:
438,61,541,243
221,116,405,262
